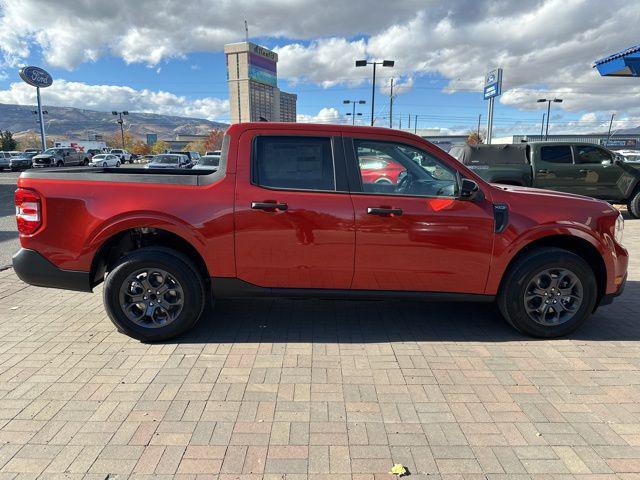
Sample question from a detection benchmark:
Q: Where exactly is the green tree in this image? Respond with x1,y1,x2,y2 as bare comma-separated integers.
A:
0,130,18,151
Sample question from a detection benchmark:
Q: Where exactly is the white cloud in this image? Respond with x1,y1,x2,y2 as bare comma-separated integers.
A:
297,107,343,124
0,80,229,120
2,0,640,121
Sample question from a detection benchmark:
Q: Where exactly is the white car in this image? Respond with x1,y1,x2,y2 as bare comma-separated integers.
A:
90,154,121,167
617,149,640,162
109,149,132,163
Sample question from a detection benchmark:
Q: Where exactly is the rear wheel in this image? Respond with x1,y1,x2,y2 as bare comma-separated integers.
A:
102,162,107,167
116,161,121,167
103,248,206,341
627,188,640,219
56,160,63,167
497,247,597,337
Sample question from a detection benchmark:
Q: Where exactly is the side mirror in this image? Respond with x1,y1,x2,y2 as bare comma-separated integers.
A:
459,178,483,202
602,159,612,166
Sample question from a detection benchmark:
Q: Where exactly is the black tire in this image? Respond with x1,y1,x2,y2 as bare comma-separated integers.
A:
497,247,597,338
83,158,89,166
103,247,206,341
627,188,640,219
56,160,64,167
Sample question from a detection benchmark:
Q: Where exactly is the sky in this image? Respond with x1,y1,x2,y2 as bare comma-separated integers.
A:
1,0,640,137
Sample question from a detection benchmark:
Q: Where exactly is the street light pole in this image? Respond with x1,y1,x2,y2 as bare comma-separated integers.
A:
112,111,129,149
355,59,394,126
389,78,394,128
540,113,545,139
343,100,366,126
537,98,562,140
606,113,616,146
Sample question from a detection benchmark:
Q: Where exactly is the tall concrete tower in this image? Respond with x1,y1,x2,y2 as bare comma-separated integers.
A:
224,41,297,123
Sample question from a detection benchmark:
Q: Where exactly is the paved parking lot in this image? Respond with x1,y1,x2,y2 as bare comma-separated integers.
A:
0,179,638,478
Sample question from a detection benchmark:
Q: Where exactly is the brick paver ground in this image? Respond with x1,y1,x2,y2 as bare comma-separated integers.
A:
0,216,638,479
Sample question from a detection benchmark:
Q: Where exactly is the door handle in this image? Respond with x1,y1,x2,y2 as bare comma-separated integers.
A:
251,201,288,211
537,169,551,174
579,169,593,173
367,207,403,216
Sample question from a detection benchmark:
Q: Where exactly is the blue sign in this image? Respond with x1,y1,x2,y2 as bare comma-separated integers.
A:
483,68,502,100
19,66,53,88
146,133,158,145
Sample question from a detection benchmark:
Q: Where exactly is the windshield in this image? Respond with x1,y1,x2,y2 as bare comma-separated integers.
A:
92,155,107,159
43,148,63,155
111,149,123,153
153,155,182,164
198,156,219,166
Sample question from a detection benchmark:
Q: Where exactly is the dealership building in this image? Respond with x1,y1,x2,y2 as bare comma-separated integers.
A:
224,42,297,123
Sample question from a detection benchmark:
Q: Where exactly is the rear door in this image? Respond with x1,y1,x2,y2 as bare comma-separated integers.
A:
234,131,355,289
533,144,581,193
572,144,627,200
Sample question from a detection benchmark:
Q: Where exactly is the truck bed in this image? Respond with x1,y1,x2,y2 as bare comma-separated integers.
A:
21,166,221,186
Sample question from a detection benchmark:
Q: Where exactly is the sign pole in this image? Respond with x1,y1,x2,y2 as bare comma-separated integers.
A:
486,97,494,144
36,86,46,151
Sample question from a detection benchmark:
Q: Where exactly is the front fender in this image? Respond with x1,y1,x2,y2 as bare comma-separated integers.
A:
485,222,611,295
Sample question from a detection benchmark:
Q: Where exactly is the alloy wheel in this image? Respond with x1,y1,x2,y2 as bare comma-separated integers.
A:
523,268,583,326
118,268,184,328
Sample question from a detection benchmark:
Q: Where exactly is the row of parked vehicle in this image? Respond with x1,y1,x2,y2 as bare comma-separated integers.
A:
1,147,223,172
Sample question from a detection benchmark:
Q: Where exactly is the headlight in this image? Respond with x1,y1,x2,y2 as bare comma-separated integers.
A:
614,212,624,245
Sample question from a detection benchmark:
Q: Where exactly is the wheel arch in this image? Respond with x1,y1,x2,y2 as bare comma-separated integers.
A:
498,234,607,306
89,226,209,289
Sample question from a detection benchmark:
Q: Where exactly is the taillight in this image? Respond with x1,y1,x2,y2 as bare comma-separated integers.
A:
15,188,42,235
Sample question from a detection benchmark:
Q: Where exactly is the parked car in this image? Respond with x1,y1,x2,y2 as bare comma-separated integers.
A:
192,154,220,170
9,152,36,171
90,154,121,167
32,147,89,168
23,149,41,154
140,155,155,163
109,149,132,163
13,123,628,341
616,149,640,163
358,155,406,185
449,142,640,218
145,154,191,169
0,151,13,171
168,150,200,164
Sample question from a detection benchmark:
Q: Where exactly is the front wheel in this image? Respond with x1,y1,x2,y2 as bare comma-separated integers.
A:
116,161,121,167
56,160,64,167
103,248,206,341
627,189,640,219
497,247,597,338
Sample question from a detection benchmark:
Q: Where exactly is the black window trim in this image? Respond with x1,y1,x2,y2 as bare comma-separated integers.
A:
343,136,460,200
250,134,349,194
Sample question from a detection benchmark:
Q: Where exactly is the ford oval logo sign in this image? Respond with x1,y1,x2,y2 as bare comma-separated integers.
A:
19,66,53,88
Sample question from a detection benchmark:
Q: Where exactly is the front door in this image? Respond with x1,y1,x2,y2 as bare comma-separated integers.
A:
234,132,355,289
345,136,495,294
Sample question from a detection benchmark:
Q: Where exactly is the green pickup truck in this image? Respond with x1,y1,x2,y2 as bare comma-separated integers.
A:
449,142,640,218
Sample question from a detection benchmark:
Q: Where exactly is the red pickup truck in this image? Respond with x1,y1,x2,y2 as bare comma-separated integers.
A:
13,123,628,341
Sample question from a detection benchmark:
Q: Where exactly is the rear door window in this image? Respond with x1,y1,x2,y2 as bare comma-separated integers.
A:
540,145,573,164
253,136,335,191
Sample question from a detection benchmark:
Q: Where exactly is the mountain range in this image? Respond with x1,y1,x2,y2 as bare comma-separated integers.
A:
0,103,228,141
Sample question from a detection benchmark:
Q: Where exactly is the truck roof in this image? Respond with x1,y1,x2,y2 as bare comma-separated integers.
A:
226,122,429,142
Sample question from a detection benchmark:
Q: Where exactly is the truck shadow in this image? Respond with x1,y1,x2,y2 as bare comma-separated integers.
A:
175,280,639,343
